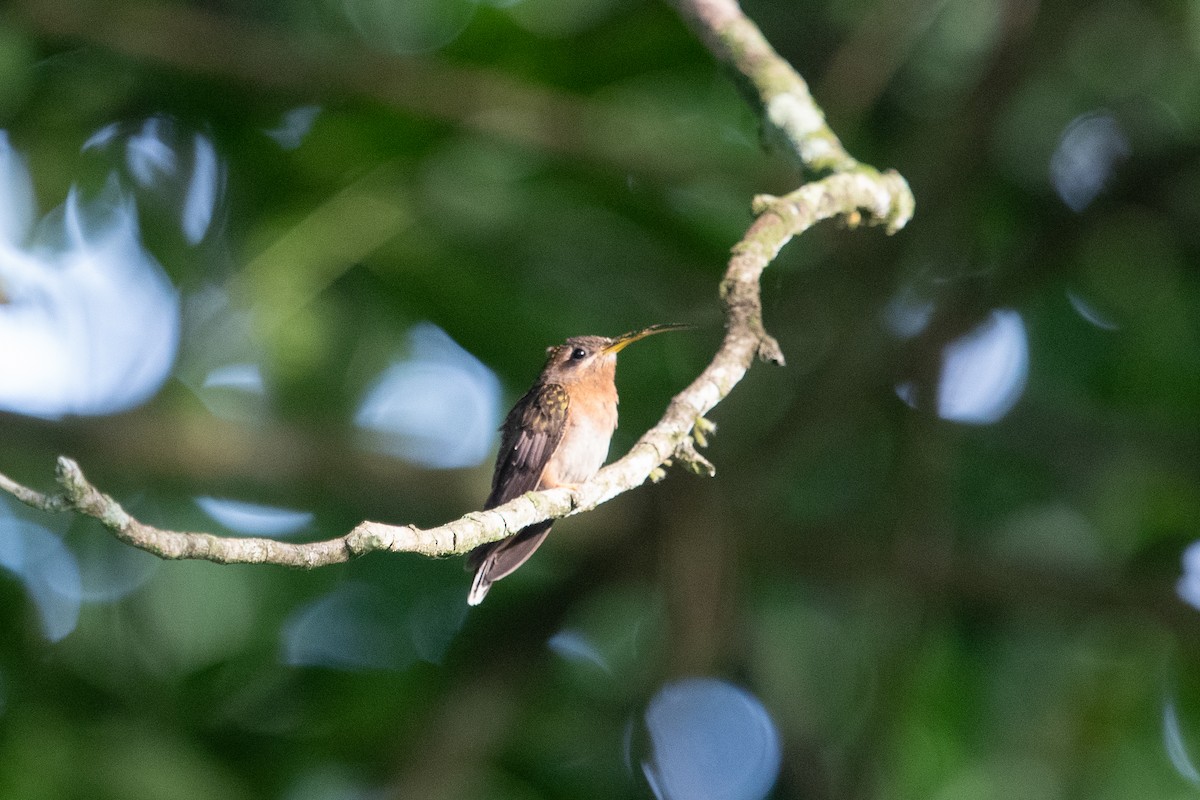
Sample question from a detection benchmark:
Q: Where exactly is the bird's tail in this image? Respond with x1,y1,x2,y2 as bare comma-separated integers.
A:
466,522,553,605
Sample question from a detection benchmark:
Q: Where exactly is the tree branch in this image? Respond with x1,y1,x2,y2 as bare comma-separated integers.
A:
0,0,914,568
668,0,859,175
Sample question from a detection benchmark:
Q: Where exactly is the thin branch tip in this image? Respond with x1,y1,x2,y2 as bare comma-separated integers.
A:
757,335,786,365
0,466,63,513
675,438,717,477
882,170,916,233
54,456,85,494
751,193,778,215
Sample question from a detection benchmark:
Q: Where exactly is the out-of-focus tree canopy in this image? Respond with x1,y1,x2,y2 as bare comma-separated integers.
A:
0,0,1198,798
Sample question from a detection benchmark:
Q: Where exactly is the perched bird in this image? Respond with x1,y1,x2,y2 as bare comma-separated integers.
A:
467,324,688,605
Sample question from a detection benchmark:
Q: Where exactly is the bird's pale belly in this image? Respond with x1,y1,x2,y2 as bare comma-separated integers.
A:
541,402,617,487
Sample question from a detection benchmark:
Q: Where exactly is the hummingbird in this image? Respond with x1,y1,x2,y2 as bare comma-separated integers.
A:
467,324,689,605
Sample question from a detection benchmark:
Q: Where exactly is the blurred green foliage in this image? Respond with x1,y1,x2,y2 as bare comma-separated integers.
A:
1,0,1199,798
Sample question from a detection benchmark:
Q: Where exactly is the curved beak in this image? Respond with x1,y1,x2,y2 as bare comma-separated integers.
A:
602,323,693,354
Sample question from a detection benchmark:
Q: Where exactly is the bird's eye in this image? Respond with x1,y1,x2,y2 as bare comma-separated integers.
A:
569,347,587,361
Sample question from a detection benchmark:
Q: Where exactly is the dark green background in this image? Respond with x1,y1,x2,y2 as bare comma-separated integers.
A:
1,0,1198,797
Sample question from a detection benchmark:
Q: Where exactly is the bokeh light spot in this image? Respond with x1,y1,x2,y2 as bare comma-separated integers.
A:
549,628,613,674
266,106,322,150
177,287,269,423
1066,289,1119,331
338,0,477,53
883,285,936,339
0,133,180,418
194,497,314,538
182,133,220,244
283,583,408,671
1176,541,1200,612
355,323,501,469
0,513,81,642
85,116,224,244
1050,111,1129,212
640,678,781,800
282,582,466,671
1163,697,1200,786
935,309,1029,425
69,521,160,603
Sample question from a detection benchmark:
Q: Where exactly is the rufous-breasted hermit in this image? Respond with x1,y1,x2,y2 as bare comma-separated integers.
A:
467,324,689,605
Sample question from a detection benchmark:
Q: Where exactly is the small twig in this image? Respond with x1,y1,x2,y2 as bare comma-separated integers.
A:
0,468,70,512
675,438,716,477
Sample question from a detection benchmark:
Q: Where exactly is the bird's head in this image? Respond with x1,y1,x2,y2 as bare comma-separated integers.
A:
540,323,690,385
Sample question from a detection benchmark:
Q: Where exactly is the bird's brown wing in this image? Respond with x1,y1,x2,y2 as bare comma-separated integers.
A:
467,383,569,604
484,382,569,509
